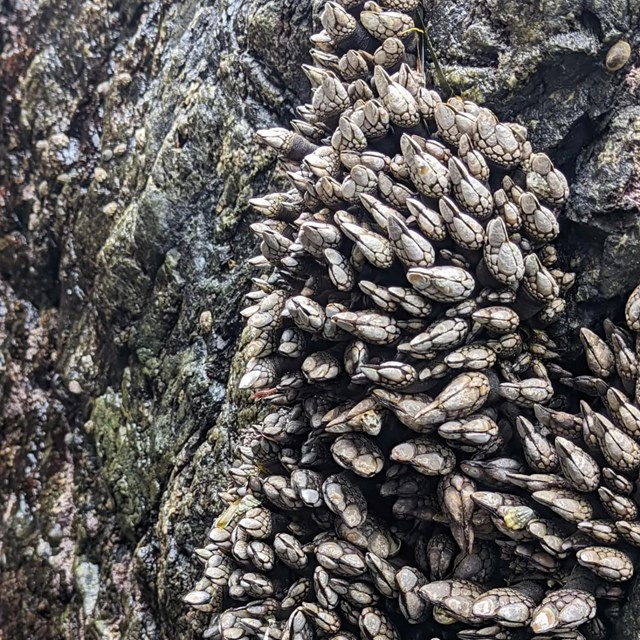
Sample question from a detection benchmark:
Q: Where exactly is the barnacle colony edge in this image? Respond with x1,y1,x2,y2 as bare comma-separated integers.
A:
185,2,639,640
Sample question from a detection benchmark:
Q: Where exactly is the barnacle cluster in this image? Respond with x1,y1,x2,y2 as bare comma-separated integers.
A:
185,2,640,640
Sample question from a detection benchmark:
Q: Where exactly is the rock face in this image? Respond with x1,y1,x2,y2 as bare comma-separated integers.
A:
0,0,639,638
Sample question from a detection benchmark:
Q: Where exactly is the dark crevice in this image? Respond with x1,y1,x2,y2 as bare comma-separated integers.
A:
580,9,605,42
554,113,598,178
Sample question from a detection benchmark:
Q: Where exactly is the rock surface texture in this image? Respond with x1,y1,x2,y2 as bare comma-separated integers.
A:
0,0,639,639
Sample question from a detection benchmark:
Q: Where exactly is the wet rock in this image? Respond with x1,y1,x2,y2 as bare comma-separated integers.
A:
0,0,639,638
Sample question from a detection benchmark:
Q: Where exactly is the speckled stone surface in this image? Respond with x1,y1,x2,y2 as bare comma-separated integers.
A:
1,0,639,638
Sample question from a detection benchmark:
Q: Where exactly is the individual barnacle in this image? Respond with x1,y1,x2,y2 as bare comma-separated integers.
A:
407,265,475,302
396,566,431,623
399,316,469,356
352,99,392,139
290,469,324,508
606,387,640,437
503,471,570,494
331,310,401,344
494,189,522,233
359,361,417,389
342,165,379,203
405,197,448,241
338,223,396,269
531,489,593,524
473,109,524,168
316,537,367,576
601,466,634,495
358,607,400,640
336,514,400,558
472,306,520,334
360,10,414,42
439,472,476,553
386,214,436,268
482,217,525,286
358,282,400,315
256,127,319,161
439,196,485,251
286,295,327,333
472,581,544,627
438,414,500,452
616,520,640,546
331,434,385,477
373,36,406,68
444,343,496,371
341,580,380,609
598,486,638,520
448,156,493,219
591,412,640,472
390,437,456,476
400,134,450,198
458,133,489,181
364,552,399,598
392,62,425,96
373,66,420,128
555,437,600,492
331,115,368,151
460,457,524,489
321,2,358,42
519,192,559,242
322,472,368,527
529,583,597,633
314,74,353,120
498,372,553,407
523,151,570,204
415,372,492,424
313,566,339,609
273,533,308,570
522,253,560,303
338,50,372,81
580,327,615,378
302,350,342,382
420,579,485,624
515,416,558,472
434,101,477,145
577,520,619,545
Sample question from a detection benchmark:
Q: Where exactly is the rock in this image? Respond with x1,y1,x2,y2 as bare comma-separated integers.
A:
0,0,639,638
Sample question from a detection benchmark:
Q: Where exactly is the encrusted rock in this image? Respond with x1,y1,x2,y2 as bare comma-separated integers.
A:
184,3,640,639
